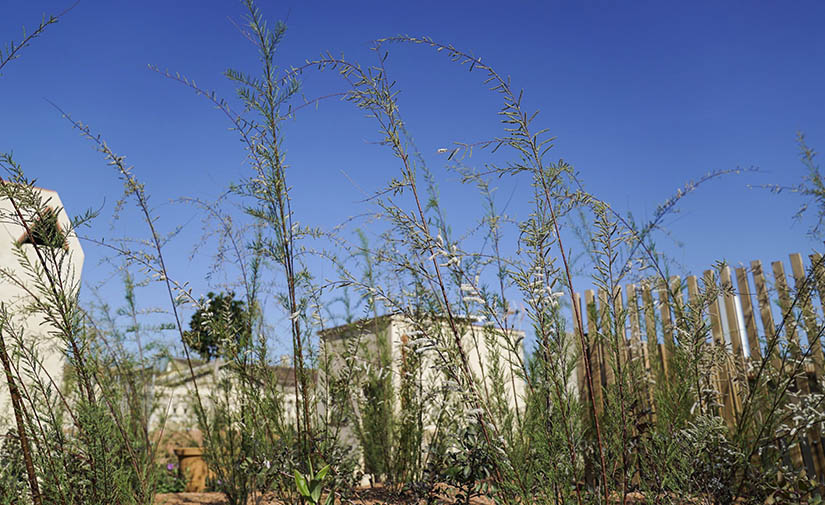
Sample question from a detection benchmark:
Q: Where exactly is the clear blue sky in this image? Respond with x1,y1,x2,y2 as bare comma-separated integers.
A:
2,1,824,349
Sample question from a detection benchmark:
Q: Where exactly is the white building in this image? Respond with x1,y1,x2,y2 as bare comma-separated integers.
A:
148,356,304,432
319,313,527,471
0,186,84,428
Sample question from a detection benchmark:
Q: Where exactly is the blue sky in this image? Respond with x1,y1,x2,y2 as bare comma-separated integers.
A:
2,1,824,351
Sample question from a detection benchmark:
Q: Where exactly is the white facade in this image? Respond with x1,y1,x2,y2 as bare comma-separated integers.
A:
0,186,84,428
148,357,302,432
319,314,527,462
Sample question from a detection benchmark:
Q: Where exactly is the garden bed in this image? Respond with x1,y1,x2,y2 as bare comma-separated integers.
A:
155,485,495,504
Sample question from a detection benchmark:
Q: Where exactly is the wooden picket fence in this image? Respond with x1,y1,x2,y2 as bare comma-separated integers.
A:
572,252,825,481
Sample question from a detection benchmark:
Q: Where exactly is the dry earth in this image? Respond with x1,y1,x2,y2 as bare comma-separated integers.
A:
155,485,494,505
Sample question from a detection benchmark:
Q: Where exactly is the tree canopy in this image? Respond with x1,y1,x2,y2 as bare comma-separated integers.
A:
183,291,250,361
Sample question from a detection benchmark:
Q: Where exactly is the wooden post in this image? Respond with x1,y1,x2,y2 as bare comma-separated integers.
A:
670,276,688,339
704,269,736,428
627,284,653,412
790,254,825,378
735,266,763,363
721,266,746,416
752,260,781,371
599,288,616,389
585,289,603,416
573,292,587,406
612,285,629,371
657,278,675,379
641,282,662,393
772,260,810,473
685,275,710,416
175,447,211,492
789,253,825,479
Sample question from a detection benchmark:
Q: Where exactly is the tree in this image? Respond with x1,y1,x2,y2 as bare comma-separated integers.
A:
183,292,250,361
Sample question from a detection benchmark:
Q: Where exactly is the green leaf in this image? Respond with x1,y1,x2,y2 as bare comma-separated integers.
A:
310,480,322,503
316,464,330,482
294,470,310,498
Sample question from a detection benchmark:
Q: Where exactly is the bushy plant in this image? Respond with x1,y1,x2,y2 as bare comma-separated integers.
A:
4,2,825,505
154,463,185,494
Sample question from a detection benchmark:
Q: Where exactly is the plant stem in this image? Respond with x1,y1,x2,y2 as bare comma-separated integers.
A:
0,324,42,505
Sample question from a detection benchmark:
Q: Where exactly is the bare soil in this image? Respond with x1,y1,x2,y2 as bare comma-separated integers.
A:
155,485,494,504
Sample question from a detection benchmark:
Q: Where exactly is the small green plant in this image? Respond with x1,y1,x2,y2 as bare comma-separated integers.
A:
294,462,333,505
442,424,496,505
0,430,27,505
154,463,185,494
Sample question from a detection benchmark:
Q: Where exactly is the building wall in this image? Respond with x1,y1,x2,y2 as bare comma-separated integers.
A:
0,188,84,429
388,316,527,419
319,314,528,469
149,358,301,432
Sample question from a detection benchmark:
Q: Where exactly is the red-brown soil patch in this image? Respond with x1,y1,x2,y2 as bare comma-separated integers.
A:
155,485,494,504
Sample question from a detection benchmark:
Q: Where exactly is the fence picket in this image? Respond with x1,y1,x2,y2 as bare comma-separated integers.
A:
735,266,762,363
627,284,654,413
657,278,675,379
721,266,746,416
571,252,825,482
772,260,810,473
641,283,661,385
789,254,825,478
790,254,825,378
573,292,587,406
585,289,603,416
704,269,737,428
599,289,615,389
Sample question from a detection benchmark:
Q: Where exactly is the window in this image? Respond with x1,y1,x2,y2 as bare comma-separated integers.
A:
18,208,67,249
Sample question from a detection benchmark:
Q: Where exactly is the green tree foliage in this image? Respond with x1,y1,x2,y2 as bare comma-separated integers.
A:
183,292,251,361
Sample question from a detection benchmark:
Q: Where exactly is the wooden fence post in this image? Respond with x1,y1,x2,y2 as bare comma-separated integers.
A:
657,278,675,380
735,266,763,363
721,266,746,416
585,289,603,417
704,269,737,428
789,253,825,479
772,260,811,474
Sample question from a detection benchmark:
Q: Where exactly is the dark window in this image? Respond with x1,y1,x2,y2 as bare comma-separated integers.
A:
19,209,67,249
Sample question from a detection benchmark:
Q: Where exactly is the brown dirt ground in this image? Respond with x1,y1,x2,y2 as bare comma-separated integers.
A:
155,485,494,504
154,490,716,505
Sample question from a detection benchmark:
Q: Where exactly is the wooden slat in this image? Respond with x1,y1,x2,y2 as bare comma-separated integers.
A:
686,276,700,301
773,261,804,367
670,276,687,342
585,289,603,416
641,282,661,381
626,284,652,412
789,254,825,480
657,278,675,379
752,260,781,371
627,284,643,357
736,266,763,362
598,289,616,389
809,253,825,346
613,286,629,371
790,254,825,378
705,269,736,428
721,266,745,416
772,260,809,472
686,275,702,337
810,253,825,330
810,253,825,383
685,275,709,415
628,284,656,417
721,267,747,369
573,292,587,406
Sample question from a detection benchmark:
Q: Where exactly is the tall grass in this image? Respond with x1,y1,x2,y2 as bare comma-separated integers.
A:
2,2,825,505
